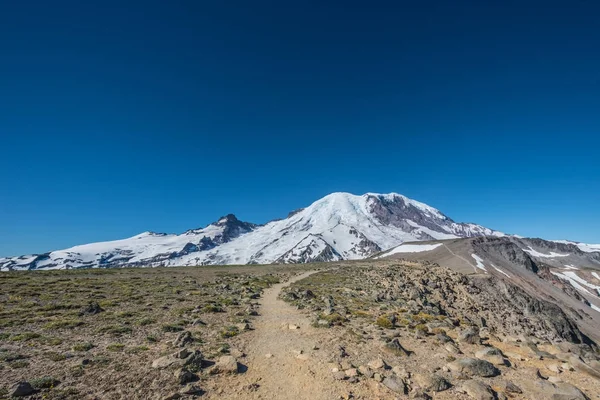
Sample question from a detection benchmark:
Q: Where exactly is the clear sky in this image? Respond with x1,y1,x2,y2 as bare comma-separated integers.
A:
1,0,599,256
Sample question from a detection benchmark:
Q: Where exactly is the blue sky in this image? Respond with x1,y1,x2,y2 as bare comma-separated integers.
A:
1,0,599,256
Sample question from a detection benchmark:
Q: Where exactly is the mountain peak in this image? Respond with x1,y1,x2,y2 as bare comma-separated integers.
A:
214,214,240,226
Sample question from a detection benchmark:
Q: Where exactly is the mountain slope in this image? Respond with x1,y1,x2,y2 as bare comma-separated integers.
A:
0,192,504,270
374,235,600,343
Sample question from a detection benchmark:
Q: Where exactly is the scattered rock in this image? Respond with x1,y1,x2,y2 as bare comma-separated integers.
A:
475,346,507,366
384,338,411,357
447,358,500,378
333,371,348,380
412,373,451,392
265,353,273,359
174,331,193,348
520,378,589,400
208,356,239,375
382,376,407,394
368,358,387,370
179,384,203,395
358,365,374,378
461,380,495,400
495,380,522,395
10,382,35,397
289,324,300,330
79,301,103,316
174,369,195,385
458,327,480,344
345,368,359,377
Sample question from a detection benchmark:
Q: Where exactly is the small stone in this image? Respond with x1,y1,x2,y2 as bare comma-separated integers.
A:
179,384,203,395
236,323,250,331
265,353,273,358
174,331,193,348
340,360,353,370
458,326,480,345
208,356,239,375
373,373,383,382
384,338,411,357
447,358,500,378
392,366,410,379
412,373,451,392
358,365,374,378
174,369,195,385
345,368,359,377
176,349,191,359
289,324,300,330
333,371,348,380
382,376,406,394
368,358,387,370
461,379,495,400
10,382,35,397
547,363,562,373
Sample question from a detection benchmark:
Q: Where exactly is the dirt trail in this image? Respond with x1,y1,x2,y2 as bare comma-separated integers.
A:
210,270,364,399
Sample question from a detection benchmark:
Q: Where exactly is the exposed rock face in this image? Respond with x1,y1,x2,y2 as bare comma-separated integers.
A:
468,275,592,344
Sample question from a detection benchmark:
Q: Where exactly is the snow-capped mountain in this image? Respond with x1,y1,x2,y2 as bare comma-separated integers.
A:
1,192,506,270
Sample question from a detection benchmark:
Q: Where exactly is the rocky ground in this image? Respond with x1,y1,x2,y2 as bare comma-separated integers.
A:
1,261,600,399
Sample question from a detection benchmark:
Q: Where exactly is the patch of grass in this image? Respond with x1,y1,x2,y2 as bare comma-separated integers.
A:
30,376,60,389
43,319,84,330
10,360,30,368
39,336,64,346
375,315,394,329
97,325,132,336
0,352,27,362
161,323,184,332
220,326,239,338
107,343,125,352
126,346,149,354
45,351,67,362
73,342,94,352
136,317,156,326
0,332,10,340
10,331,42,341
146,334,159,343
203,304,223,313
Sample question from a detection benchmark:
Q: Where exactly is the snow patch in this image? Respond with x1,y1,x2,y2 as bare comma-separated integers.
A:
552,240,600,253
551,271,599,298
491,263,510,278
471,254,487,272
375,243,443,259
523,247,569,258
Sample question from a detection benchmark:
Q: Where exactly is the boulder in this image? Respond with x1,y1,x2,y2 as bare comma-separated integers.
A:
520,378,589,400
208,355,239,374
447,358,500,378
368,358,387,370
458,327,480,344
10,382,35,397
382,376,407,394
174,331,193,348
461,380,495,400
384,338,411,357
475,346,507,366
412,373,451,392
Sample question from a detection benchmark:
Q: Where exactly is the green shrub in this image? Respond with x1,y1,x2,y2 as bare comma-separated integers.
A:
30,376,59,389
73,342,94,352
107,343,125,352
375,316,394,329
